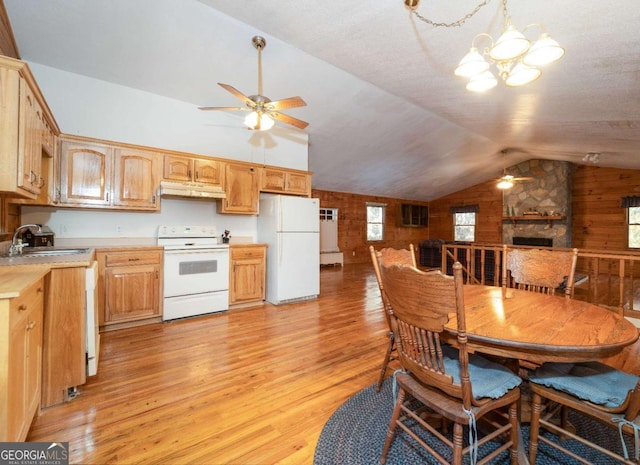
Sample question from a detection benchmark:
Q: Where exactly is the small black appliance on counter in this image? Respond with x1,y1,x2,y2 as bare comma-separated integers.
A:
23,225,55,247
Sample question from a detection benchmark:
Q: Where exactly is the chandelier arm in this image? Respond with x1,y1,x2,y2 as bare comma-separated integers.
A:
410,0,493,28
471,32,495,54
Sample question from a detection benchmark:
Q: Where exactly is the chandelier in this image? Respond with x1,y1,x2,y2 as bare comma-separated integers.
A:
405,0,565,92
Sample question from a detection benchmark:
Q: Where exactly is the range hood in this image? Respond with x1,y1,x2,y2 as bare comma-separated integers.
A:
159,181,226,199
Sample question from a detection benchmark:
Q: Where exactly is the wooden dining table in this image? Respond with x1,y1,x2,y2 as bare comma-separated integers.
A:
444,285,639,365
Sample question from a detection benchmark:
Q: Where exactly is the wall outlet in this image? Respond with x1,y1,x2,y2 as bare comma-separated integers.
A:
115,225,122,235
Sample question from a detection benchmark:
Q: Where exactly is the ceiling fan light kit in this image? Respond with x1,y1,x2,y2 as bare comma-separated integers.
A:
407,0,564,93
199,36,308,131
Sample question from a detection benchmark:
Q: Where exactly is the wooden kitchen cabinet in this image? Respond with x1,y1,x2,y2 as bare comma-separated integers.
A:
41,267,88,408
58,136,161,210
229,244,266,305
260,167,311,197
1,274,44,441
113,148,160,210
219,162,260,215
59,139,113,206
97,248,163,329
0,56,59,200
163,154,224,186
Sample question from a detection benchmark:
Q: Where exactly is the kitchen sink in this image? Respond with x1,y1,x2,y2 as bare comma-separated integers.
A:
0,247,90,258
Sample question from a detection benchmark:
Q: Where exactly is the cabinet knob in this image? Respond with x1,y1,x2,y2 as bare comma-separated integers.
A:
18,304,27,312
27,321,36,330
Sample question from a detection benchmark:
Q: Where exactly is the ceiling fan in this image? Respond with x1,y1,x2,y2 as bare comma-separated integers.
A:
199,36,308,131
495,148,534,189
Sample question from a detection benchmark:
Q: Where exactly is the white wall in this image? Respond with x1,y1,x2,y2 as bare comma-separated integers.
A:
22,199,256,240
20,63,309,240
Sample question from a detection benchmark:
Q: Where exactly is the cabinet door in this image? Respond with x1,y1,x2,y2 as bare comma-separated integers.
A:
230,247,266,304
24,305,42,427
285,172,311,196
7,277,43,441
104,264,160,323
260,167,286,192
219,163,260,215
112,148,159,210
17,79,42,195
7,313,27,440
163,155,193,182
59,140,113,206
194,159,223,185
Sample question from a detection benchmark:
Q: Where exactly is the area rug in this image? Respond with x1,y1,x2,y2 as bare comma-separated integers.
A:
314,379,632,465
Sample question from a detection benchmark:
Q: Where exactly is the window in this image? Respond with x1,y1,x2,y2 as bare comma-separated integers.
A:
399,204,428,227
629,206,640,248
367,203,386,241
454,212,476,242
622,197,640,249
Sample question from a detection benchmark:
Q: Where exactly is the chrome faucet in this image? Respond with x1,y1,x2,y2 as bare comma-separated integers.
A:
9,224,41,256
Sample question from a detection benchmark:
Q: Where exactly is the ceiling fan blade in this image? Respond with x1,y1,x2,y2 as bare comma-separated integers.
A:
217,83,255,108
198,106,247,111
270,111,309,129
268,96,307,111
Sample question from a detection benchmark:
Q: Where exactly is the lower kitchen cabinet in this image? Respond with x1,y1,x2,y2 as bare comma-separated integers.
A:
229,244,266,306
97,247,163,329
0,273,45,441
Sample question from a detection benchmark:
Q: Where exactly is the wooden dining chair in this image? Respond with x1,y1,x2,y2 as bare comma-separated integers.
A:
502,245,579,299
369,245,417,392
528,361,640,464
378,261,522,465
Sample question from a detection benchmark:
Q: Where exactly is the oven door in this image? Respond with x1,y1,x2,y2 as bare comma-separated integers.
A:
163,248,229,297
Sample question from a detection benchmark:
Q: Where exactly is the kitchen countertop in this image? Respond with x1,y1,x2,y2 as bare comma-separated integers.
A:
0,266,49,299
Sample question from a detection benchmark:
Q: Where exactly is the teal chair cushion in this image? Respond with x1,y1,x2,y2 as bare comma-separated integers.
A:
442,346,522,399
530,362,639,408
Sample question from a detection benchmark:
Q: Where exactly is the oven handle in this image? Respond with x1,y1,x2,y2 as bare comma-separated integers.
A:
164,248,229,254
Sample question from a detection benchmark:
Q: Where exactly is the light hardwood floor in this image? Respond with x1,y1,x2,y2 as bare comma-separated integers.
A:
27,264,388,465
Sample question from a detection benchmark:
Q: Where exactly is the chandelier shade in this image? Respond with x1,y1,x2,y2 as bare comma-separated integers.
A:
454,47,490,77
466,70,498,92
505,62,541,87
489,24,531,61
523,33,565,66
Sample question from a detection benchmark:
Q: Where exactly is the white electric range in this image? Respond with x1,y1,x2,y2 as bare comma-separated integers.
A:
157,225,229,321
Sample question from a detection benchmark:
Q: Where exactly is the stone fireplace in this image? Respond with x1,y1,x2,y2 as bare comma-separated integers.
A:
502,160,572,248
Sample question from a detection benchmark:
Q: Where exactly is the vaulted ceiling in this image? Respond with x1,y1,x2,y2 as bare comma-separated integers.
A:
5,0,640,201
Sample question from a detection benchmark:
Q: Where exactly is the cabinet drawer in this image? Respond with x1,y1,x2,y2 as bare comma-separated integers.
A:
10,278,44,329
105,250,162,267
231,247,266,261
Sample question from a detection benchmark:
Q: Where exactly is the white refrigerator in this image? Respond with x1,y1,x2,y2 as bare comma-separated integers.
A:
257,194,320,305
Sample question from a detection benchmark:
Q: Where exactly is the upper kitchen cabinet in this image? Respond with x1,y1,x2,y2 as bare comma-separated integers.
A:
260,167,311,197
58,136,161,211
163,154,223,186
0,56,59,200
59,139,113,207
113,148,160,210
218,162,260,215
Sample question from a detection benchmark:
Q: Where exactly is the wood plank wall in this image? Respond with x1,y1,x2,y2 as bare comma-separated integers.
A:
314,164,640,266
572,165,640,251
312,189,430,264
428,179,503,243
